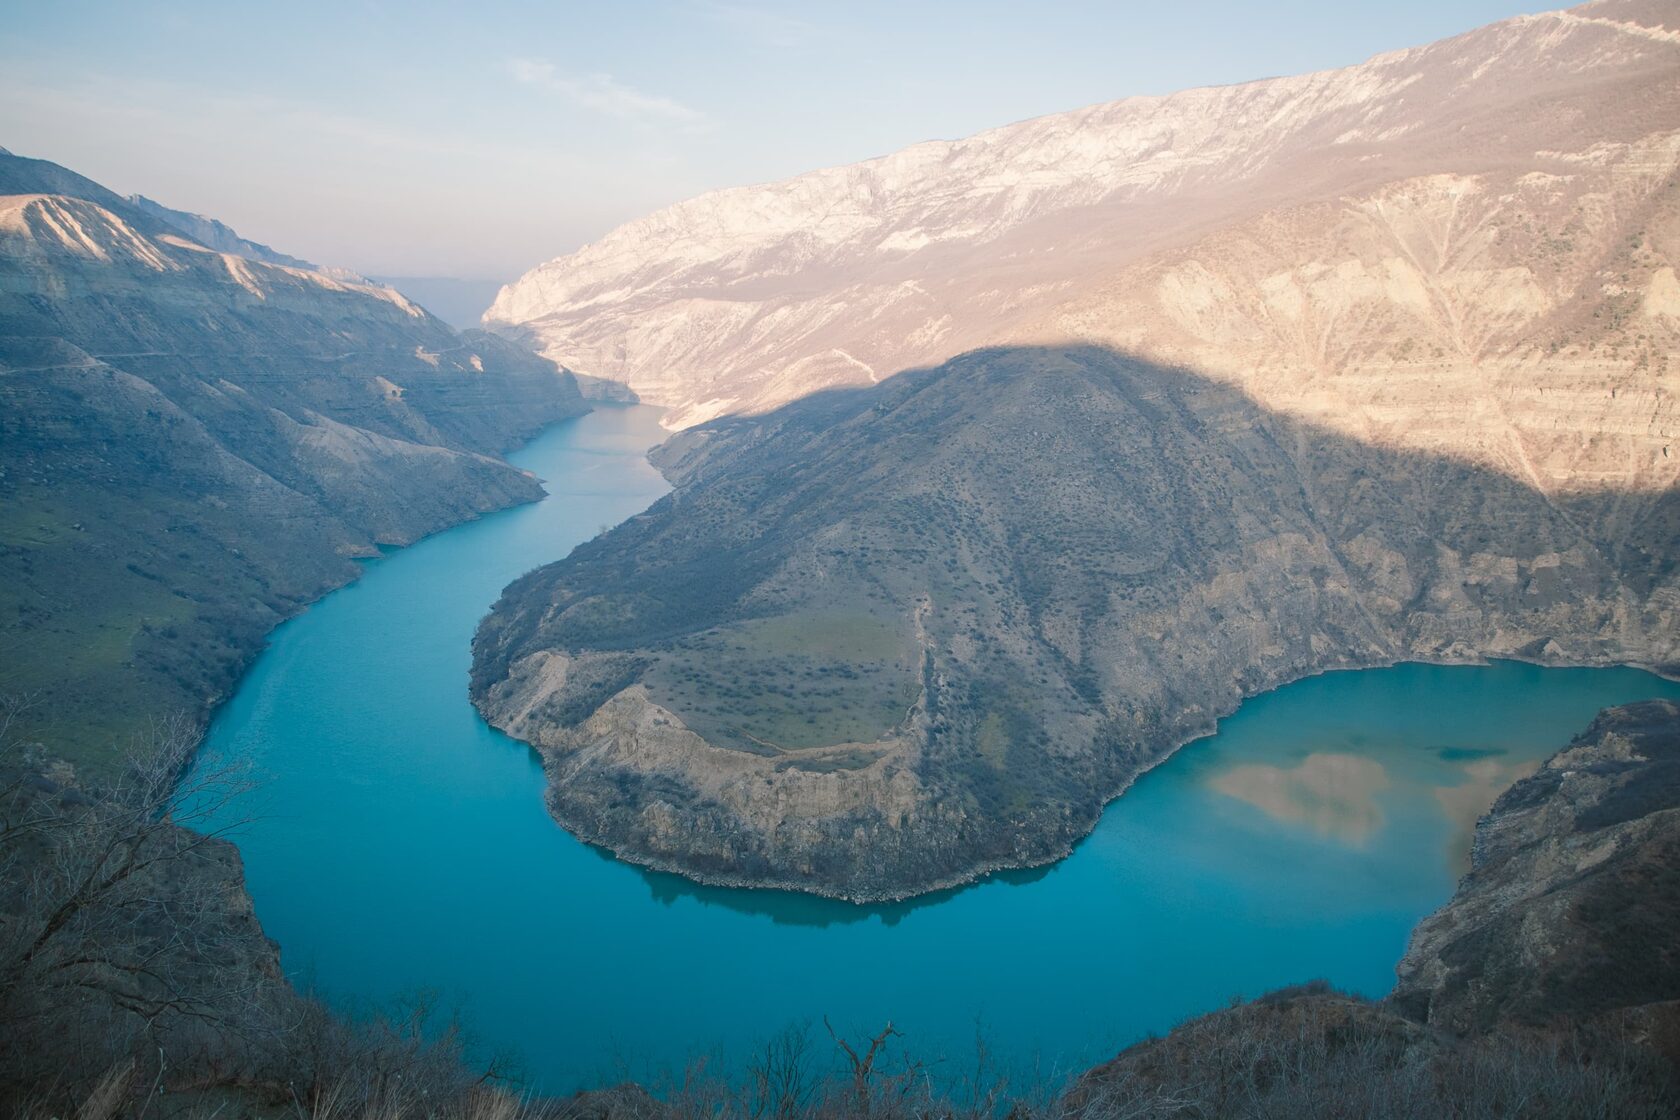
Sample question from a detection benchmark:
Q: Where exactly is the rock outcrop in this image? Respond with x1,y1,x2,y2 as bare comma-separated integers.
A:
1394,699,1680,1041
1067,701,1680,1114
0,748,298,1101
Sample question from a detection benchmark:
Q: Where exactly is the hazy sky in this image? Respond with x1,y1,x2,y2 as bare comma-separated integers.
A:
1,1,1552,281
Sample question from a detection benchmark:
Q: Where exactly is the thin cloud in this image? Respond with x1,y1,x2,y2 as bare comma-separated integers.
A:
508,59,704,126
699,3,823,49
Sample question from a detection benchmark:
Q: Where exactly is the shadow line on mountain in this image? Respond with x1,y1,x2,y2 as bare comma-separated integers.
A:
477,341,1679,905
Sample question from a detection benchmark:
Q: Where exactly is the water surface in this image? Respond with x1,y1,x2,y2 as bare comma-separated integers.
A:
192,405,1680,1091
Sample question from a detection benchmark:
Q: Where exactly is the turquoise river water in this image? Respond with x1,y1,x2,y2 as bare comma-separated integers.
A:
190,404,1680,1092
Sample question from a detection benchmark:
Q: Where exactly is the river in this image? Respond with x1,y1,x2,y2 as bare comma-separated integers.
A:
189,404,1680,1092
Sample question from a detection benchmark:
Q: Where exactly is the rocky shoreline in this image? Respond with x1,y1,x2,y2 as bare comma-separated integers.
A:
472,347,1680,903
492,650,1680,904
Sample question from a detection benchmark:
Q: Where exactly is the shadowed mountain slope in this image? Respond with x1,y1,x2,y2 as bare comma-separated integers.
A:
1076,698,1680,1116
0,150,587,763
471,345,1679,901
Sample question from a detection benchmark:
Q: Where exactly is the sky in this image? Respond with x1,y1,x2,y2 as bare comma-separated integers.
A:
0,0,1556,282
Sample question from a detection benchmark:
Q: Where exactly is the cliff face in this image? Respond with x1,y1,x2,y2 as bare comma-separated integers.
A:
1394,699,1680,1038
471,346,1679,901
0,151,587,763
487,0,1680,509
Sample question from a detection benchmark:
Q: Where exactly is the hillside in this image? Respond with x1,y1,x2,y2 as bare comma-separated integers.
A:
486,0,1680,508
471,345,1679,900
0,151,587,763
1395,698,1680,1037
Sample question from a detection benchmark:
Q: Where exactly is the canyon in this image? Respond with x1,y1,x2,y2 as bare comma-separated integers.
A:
473,0,1680,900
5,1,1680,1109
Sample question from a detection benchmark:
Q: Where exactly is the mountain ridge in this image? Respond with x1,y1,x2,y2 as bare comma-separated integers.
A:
484,0,1680,517
0,150,588,762
126,192,319,271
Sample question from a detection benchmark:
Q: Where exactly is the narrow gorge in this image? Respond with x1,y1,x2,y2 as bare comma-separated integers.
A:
5,0,1680,1112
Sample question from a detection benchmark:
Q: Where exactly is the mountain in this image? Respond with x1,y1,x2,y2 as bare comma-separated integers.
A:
127,193,317,270
485,0,1680,510
470,0,1680,902
470,345,1678,901
0,150,587,764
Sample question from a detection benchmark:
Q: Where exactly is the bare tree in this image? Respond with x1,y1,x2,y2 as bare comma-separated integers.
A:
747,1024,814,1120
0,705,286,1103
823,1018,916,1119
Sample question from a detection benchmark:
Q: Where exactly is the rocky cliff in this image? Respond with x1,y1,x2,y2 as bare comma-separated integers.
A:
487,0,1680,512
471,345,1679,901
1394,698,1680,1041
0,749,297,1100
0,150,587,762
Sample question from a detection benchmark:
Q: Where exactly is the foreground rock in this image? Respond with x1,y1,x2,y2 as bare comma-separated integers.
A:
0,738,295,1105
472,346,1680,901
1394,698,1680,1045
0,151,587,765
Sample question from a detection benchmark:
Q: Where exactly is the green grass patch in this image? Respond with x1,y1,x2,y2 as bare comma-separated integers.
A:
643,610,918,753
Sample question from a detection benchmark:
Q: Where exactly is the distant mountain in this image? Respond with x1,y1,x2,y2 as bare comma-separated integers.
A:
0,150,587,763
0,150,137,215
486,0,1679,505
126,193,318,270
